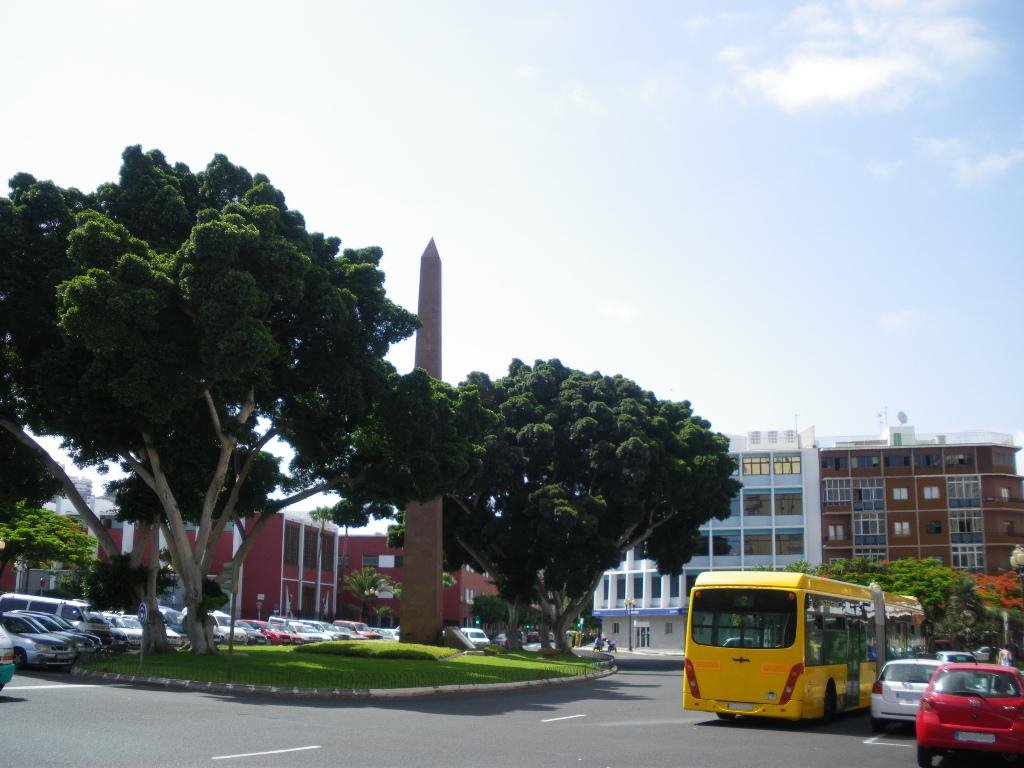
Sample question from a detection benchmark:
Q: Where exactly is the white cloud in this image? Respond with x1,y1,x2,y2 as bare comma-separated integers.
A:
723,1,993,111
514,64,538,80
879,309,924,330
565,85,605,114
954,148,1024,187
922,138,1024,187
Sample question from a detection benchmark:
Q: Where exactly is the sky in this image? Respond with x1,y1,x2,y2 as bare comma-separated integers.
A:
3,1,1022,520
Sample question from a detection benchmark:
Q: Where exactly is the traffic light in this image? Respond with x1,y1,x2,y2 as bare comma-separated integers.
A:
474,617,481,626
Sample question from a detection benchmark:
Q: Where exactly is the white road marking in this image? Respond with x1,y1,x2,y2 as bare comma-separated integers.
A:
541,714,587,723
863,736,912,748
5,684,97,690
212,746,322,760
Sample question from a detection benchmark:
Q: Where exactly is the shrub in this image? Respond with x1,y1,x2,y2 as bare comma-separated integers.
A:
292,640,459,661
482,644,508,656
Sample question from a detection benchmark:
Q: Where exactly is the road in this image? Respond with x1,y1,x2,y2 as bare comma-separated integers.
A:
1,654,986,768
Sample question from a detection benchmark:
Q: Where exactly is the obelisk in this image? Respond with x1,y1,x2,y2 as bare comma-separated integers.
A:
400,239,444,645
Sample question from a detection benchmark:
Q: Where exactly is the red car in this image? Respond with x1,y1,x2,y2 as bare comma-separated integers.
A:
241,619,297,645
916,662,1024,766
332,620,383,639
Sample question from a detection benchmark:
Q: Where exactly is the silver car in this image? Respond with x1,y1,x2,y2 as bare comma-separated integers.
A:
870,658,942,732
0,613,77,670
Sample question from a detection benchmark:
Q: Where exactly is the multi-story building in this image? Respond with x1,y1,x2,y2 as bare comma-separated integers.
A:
592,427,821,651
818,426,1023,572
591,424,1023,652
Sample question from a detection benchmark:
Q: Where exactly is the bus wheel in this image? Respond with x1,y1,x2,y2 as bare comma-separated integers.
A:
716,712,736,720
822,681,837,722
915,745,932,767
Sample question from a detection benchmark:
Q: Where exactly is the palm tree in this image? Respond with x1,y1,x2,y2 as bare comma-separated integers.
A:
343,567,394,621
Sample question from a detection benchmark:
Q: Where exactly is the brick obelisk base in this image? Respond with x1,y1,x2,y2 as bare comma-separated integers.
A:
400,239,444,645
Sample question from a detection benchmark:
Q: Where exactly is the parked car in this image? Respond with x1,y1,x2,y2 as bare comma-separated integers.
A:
332,620,383,639
0,624,15,691
935,650,977,663
870,658,942,732
102,613,185,649
916,662,1024,766
208,612,248,645
370,627,398,640
304,620,352,640
973,646,996,662
0,613,77,670
241,619,296,645
461,628,491,648
10,611,103,657
0,592,124,650
234,620,271,644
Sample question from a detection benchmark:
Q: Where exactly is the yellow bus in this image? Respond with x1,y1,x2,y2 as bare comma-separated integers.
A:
683,570,926,722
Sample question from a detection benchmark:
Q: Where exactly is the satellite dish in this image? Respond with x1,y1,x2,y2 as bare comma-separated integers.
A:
897,411,908,425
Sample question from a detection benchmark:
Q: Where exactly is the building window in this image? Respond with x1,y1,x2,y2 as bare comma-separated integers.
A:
892,487,909,501
853,478,884,510
827,524,846,541
743,492,771,517
742,456,770,475
951,545,984,570
925,520,943,534
303,528,319,568
321,537,335,571
923,485,941,500
744,530,773,556
362,555,379,568
665,623,674,635
651,577,662,600
854,547,887,561
669,577,680,599
603,576,610,601
775,492,803,517
851,454,881,469
283,525,300,566
773,455,801,475
1002,487,1012,501
944,452,972,467
633,574,644,600
711,532,740,556
915,452,941,468
893,521,910,536
950,510,983,542
854,512,886,546
884,453,911,468
775,529,804,555
612,622,620,634
994,450,1016,467
616,575,626,603
947,476,981,508
821,455,848,471
824,478,851,505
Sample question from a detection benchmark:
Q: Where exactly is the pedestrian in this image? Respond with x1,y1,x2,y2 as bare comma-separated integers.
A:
998,646,1014,666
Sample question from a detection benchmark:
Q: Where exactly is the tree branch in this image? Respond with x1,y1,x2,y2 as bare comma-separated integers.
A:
0,418,120,556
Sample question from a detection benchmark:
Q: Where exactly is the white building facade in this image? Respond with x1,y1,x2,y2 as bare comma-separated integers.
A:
592,427,822,651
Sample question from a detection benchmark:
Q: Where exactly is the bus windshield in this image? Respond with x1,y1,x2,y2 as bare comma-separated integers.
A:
690,588,797,650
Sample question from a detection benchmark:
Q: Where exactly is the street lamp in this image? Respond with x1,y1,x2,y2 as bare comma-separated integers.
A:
624,597,637,652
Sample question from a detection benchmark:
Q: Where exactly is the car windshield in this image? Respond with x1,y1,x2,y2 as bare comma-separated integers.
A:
120,617,142,629
934,669,1020,697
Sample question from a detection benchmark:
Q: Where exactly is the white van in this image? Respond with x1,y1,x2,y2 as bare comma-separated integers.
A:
0,592,122,649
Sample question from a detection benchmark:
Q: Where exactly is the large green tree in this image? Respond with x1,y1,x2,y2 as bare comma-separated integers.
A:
433,359,740,650
0,503,95,580
0,147,484,653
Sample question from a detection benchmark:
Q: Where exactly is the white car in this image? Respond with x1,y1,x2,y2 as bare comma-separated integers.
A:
870,658,941,732
102,613,185,648
462,628,491,648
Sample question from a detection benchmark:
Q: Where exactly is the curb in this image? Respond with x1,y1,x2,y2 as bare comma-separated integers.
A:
71,661,617,701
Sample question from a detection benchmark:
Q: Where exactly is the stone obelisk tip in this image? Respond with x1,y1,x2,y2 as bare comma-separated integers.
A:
414,238,442,378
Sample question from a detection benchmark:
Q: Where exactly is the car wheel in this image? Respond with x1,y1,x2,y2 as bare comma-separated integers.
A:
716,712,736,720
13,648,27,669
870,717,885,733
915,745,932,768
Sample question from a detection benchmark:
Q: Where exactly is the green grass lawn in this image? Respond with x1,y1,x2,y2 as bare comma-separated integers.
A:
78,642,600,690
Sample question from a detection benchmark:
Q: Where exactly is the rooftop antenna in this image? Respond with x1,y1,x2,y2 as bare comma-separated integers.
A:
877,406,888,430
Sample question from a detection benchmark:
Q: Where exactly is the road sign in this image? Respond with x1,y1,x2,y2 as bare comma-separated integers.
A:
138,602,148,623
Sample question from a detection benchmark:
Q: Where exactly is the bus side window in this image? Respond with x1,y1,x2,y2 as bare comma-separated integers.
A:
805,615,824,666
